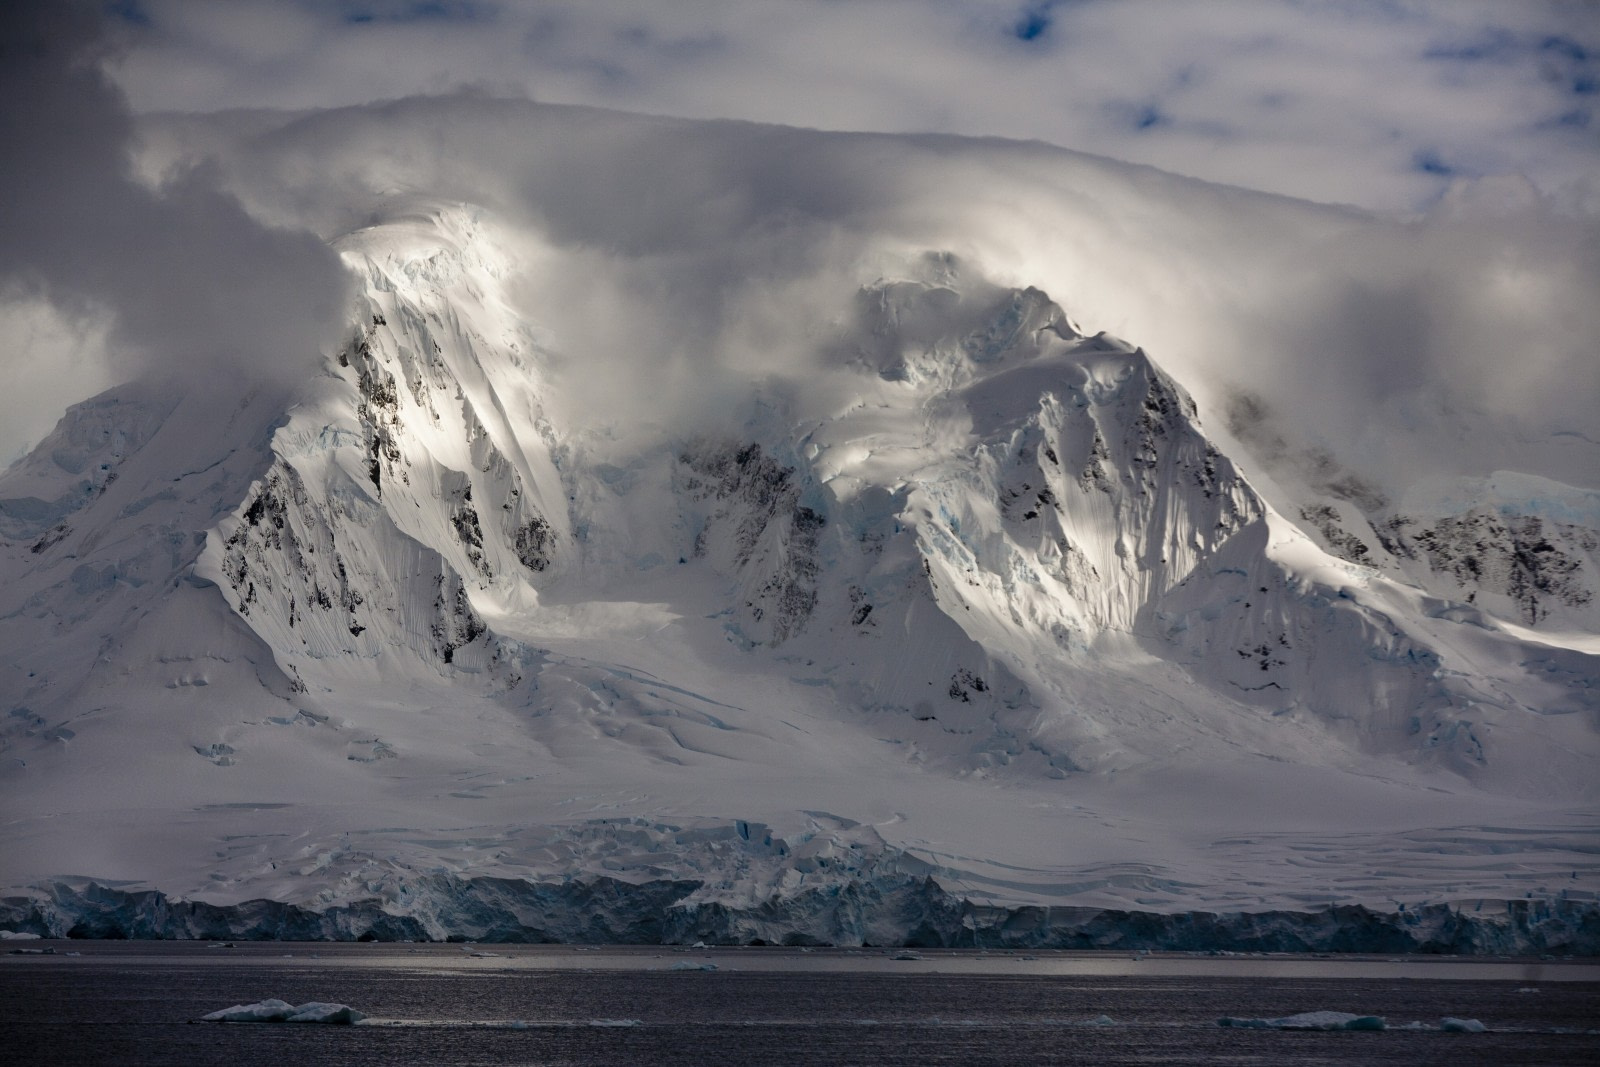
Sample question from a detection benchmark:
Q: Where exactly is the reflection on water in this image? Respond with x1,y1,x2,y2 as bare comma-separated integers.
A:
4,943,1598,1066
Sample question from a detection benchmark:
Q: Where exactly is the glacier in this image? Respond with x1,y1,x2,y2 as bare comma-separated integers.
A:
1,100,1597,951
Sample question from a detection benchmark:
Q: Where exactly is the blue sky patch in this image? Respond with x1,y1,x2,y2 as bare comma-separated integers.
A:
104,0,150,26
1014,3,1054,42
341,1,489,25
1413,149,1455,176
1538,34,1590,65
1423,28,1518,64
1425,28,1598,97
1134,104,1164,130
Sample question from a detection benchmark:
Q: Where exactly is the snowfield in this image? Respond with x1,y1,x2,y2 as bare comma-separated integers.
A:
1,100,1596,949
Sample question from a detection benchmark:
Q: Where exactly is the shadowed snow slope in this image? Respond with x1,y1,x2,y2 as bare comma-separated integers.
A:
2,103,1596,947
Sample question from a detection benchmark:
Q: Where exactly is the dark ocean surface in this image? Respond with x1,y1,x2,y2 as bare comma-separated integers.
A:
4,942,1597,1065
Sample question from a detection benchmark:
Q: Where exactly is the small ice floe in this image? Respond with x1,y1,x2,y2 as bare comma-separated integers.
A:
891,952,923,961
0,931,41,940
1516,987,1540,994
589,1019,641,1027
1394,1018,1492,1032
1218,1011,1386,1031
1441,1017,1488,1033
1082,1015,1116,1027
202,999,366,1024
667,961,718,972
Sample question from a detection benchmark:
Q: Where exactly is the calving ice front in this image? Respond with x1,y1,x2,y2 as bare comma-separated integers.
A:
1,97,1596,950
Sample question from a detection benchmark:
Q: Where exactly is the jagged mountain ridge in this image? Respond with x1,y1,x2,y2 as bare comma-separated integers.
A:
2,203,1596,944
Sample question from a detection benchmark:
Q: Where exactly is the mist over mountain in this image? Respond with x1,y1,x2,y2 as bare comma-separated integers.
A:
1,76,1596,946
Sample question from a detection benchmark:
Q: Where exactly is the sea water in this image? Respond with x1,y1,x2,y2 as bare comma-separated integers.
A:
4,942,1597,1065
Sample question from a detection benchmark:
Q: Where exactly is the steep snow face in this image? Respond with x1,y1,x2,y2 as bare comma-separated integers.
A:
2,204,1595,932
197,215,566,676
0,376,311,765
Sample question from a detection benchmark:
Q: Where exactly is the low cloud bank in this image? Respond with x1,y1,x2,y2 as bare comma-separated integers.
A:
142,93,1599,501
7,20,1595,500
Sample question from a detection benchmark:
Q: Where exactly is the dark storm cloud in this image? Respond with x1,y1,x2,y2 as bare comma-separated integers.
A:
0,2,353,395
3,2,1596,496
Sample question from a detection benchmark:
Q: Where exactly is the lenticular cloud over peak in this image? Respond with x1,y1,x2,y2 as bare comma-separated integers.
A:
1,9,1597,952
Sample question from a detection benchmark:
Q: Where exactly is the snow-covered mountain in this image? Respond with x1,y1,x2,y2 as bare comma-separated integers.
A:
2,104,1597,949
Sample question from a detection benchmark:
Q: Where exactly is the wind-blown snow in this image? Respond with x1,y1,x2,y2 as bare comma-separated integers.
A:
1,100,1596,947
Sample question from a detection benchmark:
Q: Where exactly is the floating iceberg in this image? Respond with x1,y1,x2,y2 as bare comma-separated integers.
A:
1218,1011,1385,1031
201,999,365,1024
1441,1017,1488,1033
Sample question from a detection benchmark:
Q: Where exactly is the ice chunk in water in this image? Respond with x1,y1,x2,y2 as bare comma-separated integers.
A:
1219,1011,1385,1031
1441,1017,1488,1033
286,1002,367,1024
202,999,365,1024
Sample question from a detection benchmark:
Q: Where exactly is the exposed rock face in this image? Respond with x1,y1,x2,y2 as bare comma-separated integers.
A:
202,222,564,672
1300,504,1373,565
679,441,824,645
1380,509,1597,626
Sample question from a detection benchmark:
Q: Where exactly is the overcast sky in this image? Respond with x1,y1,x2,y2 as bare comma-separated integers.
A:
2,0,1597,477
104,0,1599,214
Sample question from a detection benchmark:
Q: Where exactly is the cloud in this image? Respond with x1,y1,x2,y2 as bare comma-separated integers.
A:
102,0,1600,214
6,4,1596,500
0,300,114,468
0,1,354,460
142,93,1600,502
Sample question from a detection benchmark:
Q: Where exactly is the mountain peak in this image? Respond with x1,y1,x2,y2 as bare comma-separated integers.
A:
2,200,1595,946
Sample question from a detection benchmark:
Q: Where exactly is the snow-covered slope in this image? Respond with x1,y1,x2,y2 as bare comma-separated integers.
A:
3,190,1596,947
